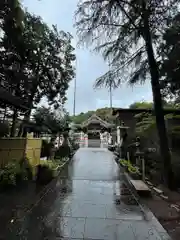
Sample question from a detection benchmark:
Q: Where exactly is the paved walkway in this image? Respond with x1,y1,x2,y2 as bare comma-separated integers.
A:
7,147,170,239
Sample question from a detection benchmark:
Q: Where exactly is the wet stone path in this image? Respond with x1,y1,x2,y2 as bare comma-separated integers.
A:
6,147,170,239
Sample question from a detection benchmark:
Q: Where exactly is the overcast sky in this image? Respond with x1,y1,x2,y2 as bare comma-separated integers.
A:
24,0,153,115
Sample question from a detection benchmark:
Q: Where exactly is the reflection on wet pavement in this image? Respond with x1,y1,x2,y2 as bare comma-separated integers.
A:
5,147,169,239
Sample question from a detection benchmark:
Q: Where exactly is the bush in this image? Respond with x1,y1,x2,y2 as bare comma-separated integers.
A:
36,165,53,185
0,120,9,137
19,157,33,180
128,165,139,174
119,159,140,175
0,158,33,189
37,159,68,185
54,145,71,159
40,160,60,170
69,138,79,151
119,159,129,166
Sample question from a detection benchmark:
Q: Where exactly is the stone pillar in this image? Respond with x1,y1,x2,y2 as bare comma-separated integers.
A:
117,126,121,145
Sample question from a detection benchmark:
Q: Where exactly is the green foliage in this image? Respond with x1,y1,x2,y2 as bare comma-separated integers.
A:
129,102,153,109
40,160,61,170
135,113,156,136
69,138,79,151
119,159,140,174
34,107,68,134
36,165,53,185
0,158,32,189
75,0,178,87
130,101,179,110
54,145,71,159
0,0,24,31
0,161,21,186
70,107,115,124
119,159,129,167
75,0,179,189
131,101,180,135
0,121,9,137
0,7,75,126
37,157,68,184
128,165,139,174
70,111,94,124
171,126,180,135
159,13,180,100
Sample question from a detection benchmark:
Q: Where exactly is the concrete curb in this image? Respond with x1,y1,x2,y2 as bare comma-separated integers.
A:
113,156,149,220
58,158,71,174
114,151,170,202
117,163,172,239
19,157,72,219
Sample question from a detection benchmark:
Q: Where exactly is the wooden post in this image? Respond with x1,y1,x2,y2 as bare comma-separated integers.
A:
127,151,130,164
142,157,145,182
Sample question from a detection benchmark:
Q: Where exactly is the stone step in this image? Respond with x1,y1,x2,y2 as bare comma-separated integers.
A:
130,180,151,193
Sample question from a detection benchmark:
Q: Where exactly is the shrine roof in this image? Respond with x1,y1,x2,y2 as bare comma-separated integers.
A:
82,114,114,128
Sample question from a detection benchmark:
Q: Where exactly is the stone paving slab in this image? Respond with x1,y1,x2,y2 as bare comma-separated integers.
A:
3,147,171,240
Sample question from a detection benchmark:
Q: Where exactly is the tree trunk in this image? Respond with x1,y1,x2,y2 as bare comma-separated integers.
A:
17,109,32,137
10,109,18,137
22,110,31,137
109,84,112,109
142,12,175,189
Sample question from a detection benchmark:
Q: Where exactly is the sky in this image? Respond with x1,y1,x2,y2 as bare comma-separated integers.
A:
23,0,153,115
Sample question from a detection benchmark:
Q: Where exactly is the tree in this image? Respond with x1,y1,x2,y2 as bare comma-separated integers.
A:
129,101,178,109
19,12,75,116
0,0,26,137
34,107,66,135
75,0,178,189
0,10,75,136
94,70,117,109
160,13,180,102
129,101,153,109
70,111,95,124
0,0,24,31
70,107,115,124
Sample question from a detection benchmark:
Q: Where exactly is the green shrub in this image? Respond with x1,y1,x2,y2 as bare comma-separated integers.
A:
0,158,33,189
128,165,139,174
119,159,140,174
119,159,129,166
69,138,79,151
54,145,70,159
36,165,53,185
19,157,33,180
0,120,9,137
40,160,60,170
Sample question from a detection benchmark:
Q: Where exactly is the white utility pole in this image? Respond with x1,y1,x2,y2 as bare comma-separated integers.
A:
73,57,77,116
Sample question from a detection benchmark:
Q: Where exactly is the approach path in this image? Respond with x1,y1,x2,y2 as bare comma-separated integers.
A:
6,146,170,239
